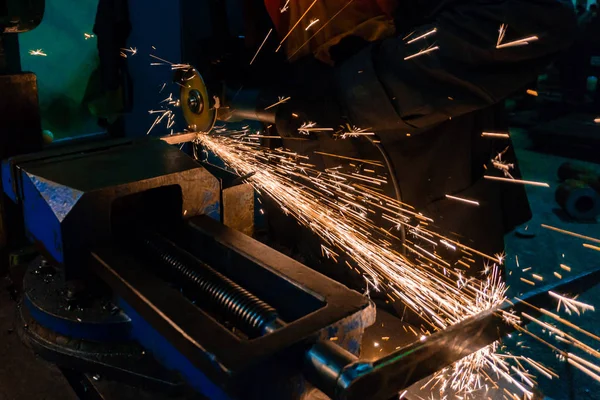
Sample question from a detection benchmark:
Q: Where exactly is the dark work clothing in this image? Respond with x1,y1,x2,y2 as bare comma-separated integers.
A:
272,0,576,285
338,0,577,133
330,0,576,258
93,0,131,92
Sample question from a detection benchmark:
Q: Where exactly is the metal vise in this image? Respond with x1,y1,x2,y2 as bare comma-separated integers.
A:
2,137,375,399
4,136,600,400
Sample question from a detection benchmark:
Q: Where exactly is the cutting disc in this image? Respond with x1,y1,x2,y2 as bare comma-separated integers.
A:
180,68,217,132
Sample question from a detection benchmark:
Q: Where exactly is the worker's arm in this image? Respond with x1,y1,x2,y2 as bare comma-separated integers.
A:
335,0,577,133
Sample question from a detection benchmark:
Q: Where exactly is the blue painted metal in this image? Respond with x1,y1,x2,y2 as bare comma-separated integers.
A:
5,140,221,270
117,298,232,400
1,159,17,202
24,295,132,342
23,261,133,342
19,172,83,262
204,200,221,222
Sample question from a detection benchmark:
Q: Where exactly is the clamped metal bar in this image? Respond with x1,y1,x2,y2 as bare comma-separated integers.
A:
303,264,600,400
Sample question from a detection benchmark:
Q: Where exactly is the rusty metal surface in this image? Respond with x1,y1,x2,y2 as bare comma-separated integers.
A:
222,184,254,237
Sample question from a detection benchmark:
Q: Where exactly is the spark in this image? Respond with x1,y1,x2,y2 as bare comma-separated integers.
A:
496,24,539,49
192,131,600,399
149,54,191,71
445,195,480,206
146,109,172,135
298,122,334,135
548,292,595,313
280,0,290,13
484,176,550,187
120,47,137,58
399,390,408,399
339,126,375,139
276,0,319,52
160,93,174,104
567,355,600,383
492,147,514,178
84,33,95,40
497,36,539,49
264,96,291,110
560,264,571,272
149,54,173,64
250,28,273,65
29,49,47,56
520,278,535,286
406,28,437,44
554,272,562,279
314,151,383,167
404,45,440,61
482,132,510,138
196,133,501,328
497,24,508,47
584,243,600,252
541,224,600,244
172,63,192,70
595,117,600,124
305,18,320,31
526,89,539,97
440,239,456,250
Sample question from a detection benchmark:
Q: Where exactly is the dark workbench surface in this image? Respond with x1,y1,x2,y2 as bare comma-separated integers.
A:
0,276,77,400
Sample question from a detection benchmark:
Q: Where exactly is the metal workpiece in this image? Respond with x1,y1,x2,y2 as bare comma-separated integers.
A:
303,340,359,399
2,138,220,273
137,231,283,337
307,265,600,400
160,132,200,145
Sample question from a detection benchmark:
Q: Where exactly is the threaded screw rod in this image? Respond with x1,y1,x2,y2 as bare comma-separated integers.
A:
138,231,284,337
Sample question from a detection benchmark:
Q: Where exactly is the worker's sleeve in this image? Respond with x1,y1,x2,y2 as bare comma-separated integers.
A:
335,0,577,133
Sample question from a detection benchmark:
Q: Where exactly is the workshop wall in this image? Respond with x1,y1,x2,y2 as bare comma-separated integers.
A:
19,0,101,141
124,0,182,138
